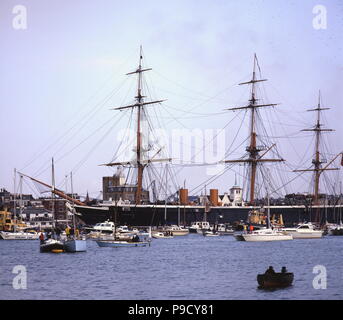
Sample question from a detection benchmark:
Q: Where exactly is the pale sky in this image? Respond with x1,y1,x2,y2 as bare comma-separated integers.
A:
1,0,342,200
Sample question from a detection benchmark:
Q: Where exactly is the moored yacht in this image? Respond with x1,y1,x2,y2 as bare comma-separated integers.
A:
88,220,115,239
203,230,220,237
242,228,293,242
0,229,40,240
282,222,323,239
189,221,210,233
165,225,189,236
240,169,293,242
216,223,234,236
152,231,174,239
93,220,115,233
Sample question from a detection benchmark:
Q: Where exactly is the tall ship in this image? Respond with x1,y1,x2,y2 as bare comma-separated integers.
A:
20,50,343,227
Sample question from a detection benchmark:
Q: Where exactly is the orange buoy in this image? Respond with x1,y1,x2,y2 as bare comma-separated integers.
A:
51,249,64,253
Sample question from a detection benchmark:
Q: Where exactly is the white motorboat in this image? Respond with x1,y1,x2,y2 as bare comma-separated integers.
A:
92,220,115,233
116,225,130,233
282,222,323,239
189,221,210,233
0,230,40,240
88,220,115,239
203,230,219,237
165,225,189,236
216,224,234,236
152,231,174,239
242,228,293,242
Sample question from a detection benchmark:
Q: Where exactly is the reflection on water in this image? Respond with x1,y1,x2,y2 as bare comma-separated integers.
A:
0,235,342,300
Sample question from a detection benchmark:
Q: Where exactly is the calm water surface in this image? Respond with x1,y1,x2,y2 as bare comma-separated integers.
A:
0,235,342,300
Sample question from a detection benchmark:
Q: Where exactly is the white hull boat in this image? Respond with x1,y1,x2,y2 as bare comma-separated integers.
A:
241,178,293,242
189,221,210,233
152,232,173,239
242,229,293,242
64,239,87,252
285,231,323,239
0,231,40,240
203,231,219,237
165,225,189,236
282,223,323,239
216,224,234,236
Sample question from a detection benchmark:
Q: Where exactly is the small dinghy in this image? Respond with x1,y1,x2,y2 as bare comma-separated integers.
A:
233,232,245,241
96,234,151,248
96,240,150,247
40,238,65,253
257,266,294,289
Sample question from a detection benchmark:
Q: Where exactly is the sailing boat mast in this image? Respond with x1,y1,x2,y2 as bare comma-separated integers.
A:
340,182,342,225
294,91,341,223
136,47,144,205
51,158,56,229
19,174,23,216
223,54,284,204
13,168,17,217
70,172,76,235
103,46,168,204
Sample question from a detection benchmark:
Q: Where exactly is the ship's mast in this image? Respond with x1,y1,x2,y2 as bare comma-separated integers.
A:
223,54,284,204
13,168,17,217
136,48,144,205
51,158,56,228
294,91,341,223
103,47,168,205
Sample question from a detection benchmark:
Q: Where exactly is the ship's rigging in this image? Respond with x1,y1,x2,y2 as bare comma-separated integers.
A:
221,54,284,205
100,47,173,204
293,91,342,223
14,50,342,207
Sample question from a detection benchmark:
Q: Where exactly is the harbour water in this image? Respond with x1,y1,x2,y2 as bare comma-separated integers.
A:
1,235,342,300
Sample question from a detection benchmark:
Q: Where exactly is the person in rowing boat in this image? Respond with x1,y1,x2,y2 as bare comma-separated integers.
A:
281,267,287,273
265,266,275,274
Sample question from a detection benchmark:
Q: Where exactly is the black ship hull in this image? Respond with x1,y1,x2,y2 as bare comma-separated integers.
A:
75,204,341,227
